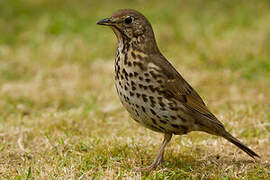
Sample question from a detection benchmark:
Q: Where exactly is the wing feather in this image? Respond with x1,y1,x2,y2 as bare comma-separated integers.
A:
151,54,224,128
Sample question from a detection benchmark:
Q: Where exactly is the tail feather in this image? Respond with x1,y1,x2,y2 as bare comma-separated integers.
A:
194,113,260,159
223,131,260,159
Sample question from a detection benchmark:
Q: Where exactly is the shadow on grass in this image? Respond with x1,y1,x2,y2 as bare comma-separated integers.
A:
136,154,260,178
105,143,258,169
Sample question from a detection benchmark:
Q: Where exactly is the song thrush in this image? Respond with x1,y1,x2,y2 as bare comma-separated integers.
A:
97,9,259,170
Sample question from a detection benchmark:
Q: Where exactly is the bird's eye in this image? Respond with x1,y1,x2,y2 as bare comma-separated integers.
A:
124,16,133,24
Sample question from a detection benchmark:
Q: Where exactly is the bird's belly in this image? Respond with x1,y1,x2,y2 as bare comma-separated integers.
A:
115,80,162,132
115,78,191,135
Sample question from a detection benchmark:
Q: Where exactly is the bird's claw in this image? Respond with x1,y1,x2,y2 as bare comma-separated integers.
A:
135,157,164,172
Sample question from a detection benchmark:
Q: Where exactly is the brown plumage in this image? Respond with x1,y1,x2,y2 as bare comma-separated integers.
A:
97,9,259,171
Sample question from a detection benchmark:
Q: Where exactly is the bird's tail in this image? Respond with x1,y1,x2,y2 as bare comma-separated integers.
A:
222,131,260,159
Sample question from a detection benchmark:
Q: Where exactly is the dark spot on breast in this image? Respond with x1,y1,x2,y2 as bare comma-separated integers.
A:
182,95,187,102
142,94,148,102
130,92,134,96
135,104,139,108
133,61,145,71
144,73,149,77
126,43,130,51
135,109,139,116
141,106,146,113
160,120,167,124
124,54,128,65
150,109,156,115
124,85,128,91
136,93,141,98
139,84,143,89
149,71,157,79
122,69,128,80
151,118,157,125
139,76,143,81
122,43,129,53
132,86,136,91
131,81,136,86
125,74,128,81
158,125,165,131
171,124,180,129
170,115,177,120
143,85,147,90
157,90,163,96
137,54,143,60
131,52,136,59
149,97,156,107
116,56,120,63
129,72,133,78
149,125,158,131
128,61,132,67
115,74,119,80
122,45,125,54
133,61,138,66
150,103,155,108
118,81,122,88
177,115,187,123
170,107,179,111
138,63,145,70
163,91,174,99
149,85,155,93
145,78,151,83
157,79,163,84
159,101,165,107
133,72,138,77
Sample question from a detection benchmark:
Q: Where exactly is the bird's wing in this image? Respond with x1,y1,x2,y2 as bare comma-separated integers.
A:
151,54,223,125
166,78,211,115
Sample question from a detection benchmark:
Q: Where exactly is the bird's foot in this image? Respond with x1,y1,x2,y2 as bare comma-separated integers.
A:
135,158,163,172
135,163,158,172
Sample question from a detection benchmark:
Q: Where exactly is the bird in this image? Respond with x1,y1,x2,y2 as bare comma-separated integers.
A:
97,9,260,171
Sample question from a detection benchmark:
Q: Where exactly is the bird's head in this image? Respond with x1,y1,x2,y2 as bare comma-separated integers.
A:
97,9,158,53
97,9,152,39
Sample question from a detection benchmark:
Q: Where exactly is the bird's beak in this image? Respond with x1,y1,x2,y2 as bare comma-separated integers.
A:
96,18,115,26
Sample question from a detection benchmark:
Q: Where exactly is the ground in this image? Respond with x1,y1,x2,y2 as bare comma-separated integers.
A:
0,0,270,179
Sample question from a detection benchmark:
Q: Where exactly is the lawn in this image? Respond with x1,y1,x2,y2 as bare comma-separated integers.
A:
0,0,270,179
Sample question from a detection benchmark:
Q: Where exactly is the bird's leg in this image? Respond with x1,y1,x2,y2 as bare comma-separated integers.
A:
139,133,172,171
158,151,164,164
154,146,165,165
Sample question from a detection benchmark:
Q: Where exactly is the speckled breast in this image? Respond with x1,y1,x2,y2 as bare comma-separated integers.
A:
114,43,191,135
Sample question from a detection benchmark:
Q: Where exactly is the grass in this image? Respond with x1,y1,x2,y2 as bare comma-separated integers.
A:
0,0,270,179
